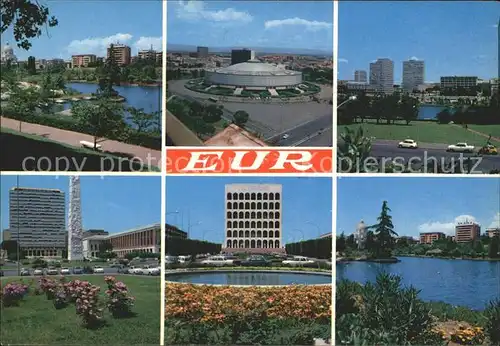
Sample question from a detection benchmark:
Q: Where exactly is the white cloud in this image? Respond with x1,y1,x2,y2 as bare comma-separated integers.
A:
338,58,348,63
264,17,332,31
66,33,133,56
488,212,500,229
418,214,478,236
409,56,421,61
134,36,162,51
176,1,252,23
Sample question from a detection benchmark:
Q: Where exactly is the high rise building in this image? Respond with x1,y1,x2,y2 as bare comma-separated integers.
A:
369,58,394,94
197,46,209,58
440,76,478,90
9,187,66,258
354,70,367,83
419,232,445,244
71,54,97,68
402,58,424,92
231,49,255,65
224,184,283,253
455,220,481,243
107,44,131,66
68,176,83,260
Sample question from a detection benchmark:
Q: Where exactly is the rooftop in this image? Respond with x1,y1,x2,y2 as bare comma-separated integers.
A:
204,124,267,147
208,60,301,76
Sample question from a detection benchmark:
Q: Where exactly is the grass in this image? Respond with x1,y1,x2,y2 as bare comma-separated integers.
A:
426,301,488,327
1,275,160,345
337,120,499,146
468,124,500,139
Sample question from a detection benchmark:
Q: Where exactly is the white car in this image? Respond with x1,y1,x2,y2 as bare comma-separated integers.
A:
201,255,234,267
93,266,104,274
128,266,143,275
165,256,178,265
178,255,191,263
141,265,160,275
447,142,475,153
282,134,290,139
33,268,43,276
60,267,70,275
46,267,58,275
20,268,30,276
282,256,315,266
398,139,418,149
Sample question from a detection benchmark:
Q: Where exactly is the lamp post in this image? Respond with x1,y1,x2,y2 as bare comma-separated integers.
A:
337,95,357,109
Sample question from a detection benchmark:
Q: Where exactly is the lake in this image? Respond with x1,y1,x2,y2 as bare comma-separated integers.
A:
336,257,500,310
418,105,449,120
66,82,162,114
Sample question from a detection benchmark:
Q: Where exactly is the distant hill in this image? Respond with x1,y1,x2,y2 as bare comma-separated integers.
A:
167,43,332,57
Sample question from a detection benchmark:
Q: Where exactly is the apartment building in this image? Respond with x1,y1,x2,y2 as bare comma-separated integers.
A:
455,221,481,243
354,70,367,83
71,54,96,67
486,228,500,238
440,76,478,89
107,44,131,66
419,232,445,244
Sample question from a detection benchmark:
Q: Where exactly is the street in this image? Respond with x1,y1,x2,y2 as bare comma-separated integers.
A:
267,114,332,146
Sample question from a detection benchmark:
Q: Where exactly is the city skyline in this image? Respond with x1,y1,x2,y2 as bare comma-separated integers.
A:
338,2,498,82
0,1,161,60
337,177,500,238
166,177,332,244
0,176,161,236
167,1,333,52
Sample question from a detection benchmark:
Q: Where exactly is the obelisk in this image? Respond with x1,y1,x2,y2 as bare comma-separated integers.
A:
68,176,83,260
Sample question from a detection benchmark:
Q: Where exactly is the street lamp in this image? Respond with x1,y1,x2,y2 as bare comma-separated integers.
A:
337,95,357,109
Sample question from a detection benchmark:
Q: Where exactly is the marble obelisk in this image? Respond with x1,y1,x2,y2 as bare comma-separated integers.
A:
68,176,84,260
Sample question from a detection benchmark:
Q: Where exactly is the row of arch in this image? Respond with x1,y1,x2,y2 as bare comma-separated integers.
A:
227,220,280,228
227,192,280,201
227,230,280,238
227,202,281,210
227,211,280,219
227,239,280,249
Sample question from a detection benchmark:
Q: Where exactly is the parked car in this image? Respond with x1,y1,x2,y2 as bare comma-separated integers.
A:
128,266,143,275
165,256,179,265
478,144,498,155
177,255,191,264
20,268,30,276
282,256,315,266
201,255,234,267
72,267,83,274
46,267,58,275
60,267,70,275
33,268,44,276
398,139,418,149
447,142,475,153
241,255,270,267
93,266,104,274
141,265,160,275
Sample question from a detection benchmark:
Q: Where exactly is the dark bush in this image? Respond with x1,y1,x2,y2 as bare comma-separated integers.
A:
485,299,500,345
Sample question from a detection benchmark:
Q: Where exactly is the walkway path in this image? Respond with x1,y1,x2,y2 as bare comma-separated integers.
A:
452,124,500,143
1,117,161,166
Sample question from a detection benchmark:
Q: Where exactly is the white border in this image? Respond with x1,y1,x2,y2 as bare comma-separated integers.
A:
332,2,338,344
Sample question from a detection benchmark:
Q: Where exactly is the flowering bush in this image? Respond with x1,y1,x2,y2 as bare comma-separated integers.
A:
63,280,82,303
450,325,485,345
165,283,331,323
38,277,57,300
74,281,103,328
104,276,135,318
2,282,29,307
53,286,69,309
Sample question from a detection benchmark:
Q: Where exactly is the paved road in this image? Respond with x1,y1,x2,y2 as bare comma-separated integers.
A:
1,267,120,277
338,139,500,173
267,114,332,146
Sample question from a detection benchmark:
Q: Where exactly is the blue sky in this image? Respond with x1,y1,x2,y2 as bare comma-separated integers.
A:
338,2,499,82
167,1,333,51
0,1,162,60
0,176,161,236
337,177,500,238
166,177,332,244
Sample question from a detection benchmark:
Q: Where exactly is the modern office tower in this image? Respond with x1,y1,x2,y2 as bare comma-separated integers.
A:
224,184,283,253
440,76,478,89
231,48,255,65
402,59,425,92
354,70,367,83
455,220,481,243
197,46,209,58
107,44,131,66
9,187,66,258
68,176,83,261
369,58,394,94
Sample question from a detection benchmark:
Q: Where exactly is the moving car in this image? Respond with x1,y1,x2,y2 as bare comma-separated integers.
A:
60,267,70,275
282,256,315,266
72,267,83,274
20,268,30,276
33,268,44,276
201,255,234,267
398,139,418,149
93,266,104,274
478,144,498,155
46,267,58,275
282,134,290,140
241,255,270,267
447,142,475,153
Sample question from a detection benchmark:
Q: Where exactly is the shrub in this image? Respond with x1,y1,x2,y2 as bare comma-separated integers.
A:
75,281,103,328
53,286,69,310
485,299,500,345
2,282,29,307
38,277,57,300
449,325,485,345
104,276,135,318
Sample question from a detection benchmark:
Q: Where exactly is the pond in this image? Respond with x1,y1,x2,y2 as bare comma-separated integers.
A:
418,105,456,120
336,257,500,310
166,270,332,286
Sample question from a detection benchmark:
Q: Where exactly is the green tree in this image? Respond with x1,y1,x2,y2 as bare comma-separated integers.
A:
489,236,499,259
0,0,58,50
337,126,373,173
436,108,453,124
337,233,346,253
369,201,398,258
72,99,126,149
233,110,249,127
9,85,40,115
127,106,154,133
203,104,223,123
400,94,419,125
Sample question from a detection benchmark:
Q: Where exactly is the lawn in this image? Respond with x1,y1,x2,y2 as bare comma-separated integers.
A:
1,275,160,345
468,124,500,139
337,121,499,146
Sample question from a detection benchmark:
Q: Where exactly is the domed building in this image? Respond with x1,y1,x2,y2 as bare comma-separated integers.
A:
204,59,302,90
1,42,18,64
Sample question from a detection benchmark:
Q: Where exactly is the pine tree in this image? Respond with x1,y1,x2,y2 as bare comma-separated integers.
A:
369,201,398,258
489,236,499,259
